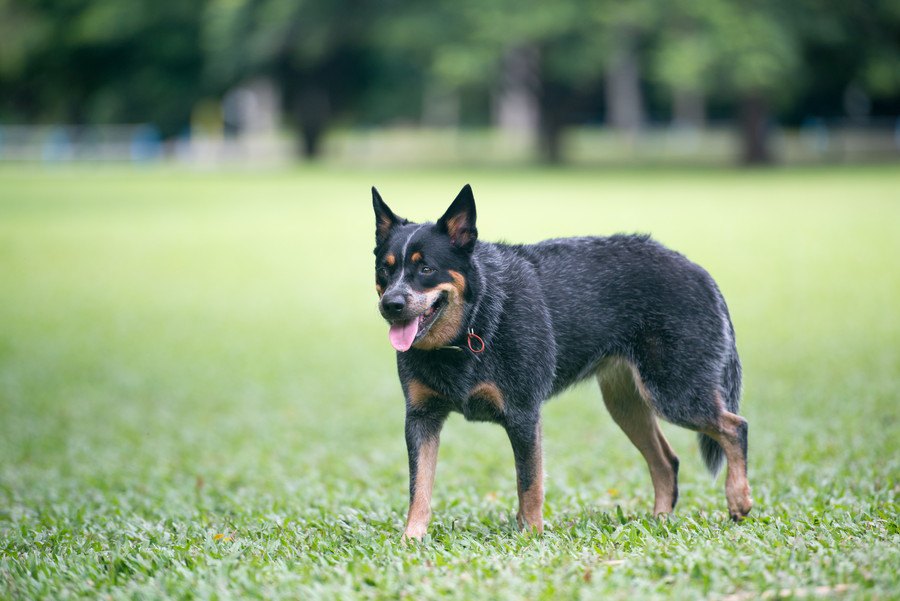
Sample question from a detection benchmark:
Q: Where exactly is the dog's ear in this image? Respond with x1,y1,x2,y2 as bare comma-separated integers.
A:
372,187,402,246
437,184,478,252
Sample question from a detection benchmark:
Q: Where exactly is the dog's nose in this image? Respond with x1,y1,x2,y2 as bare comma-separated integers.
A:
382,293,406,316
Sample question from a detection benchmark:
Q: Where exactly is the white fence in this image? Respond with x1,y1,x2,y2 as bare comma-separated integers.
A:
0,124,292,167
1,122,898,166
0,125,164,162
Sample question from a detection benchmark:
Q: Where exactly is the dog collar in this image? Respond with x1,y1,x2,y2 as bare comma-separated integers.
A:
438,329,485,354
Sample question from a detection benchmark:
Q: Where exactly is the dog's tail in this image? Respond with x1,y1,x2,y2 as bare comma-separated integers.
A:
698,342,742,477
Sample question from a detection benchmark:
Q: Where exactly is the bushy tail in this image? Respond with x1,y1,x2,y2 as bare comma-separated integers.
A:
698,434,725,476
698,346,742,477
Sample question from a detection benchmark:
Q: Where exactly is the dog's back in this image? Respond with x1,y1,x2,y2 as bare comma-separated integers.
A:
497,233,743,474
501,235,735,393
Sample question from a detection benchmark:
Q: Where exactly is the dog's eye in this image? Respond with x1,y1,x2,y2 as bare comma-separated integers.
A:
377,267,388,278
420,265,434,275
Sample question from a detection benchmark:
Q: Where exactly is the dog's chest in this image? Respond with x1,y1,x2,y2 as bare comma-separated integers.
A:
404,355,507,423
436,378,505,423
455,390,504,423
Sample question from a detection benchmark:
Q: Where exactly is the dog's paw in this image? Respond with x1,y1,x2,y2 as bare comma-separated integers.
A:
729,503,752,521
727,484,753,521
401,523,428,542
516,510,544,534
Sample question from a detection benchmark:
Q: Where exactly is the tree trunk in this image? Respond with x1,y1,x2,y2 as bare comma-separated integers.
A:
672,88,705,129
421,82,460,127
493,45,541,136
604,26,644,135
293,86,330,160
537,80,566,164
538,118,563,164
738,91,772,165
300,124,323,158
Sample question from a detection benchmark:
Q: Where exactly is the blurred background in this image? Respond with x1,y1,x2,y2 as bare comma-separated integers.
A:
0,0,898,167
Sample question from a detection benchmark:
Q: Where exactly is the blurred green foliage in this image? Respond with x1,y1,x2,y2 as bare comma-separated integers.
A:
0,0,898,160
0,0,205,136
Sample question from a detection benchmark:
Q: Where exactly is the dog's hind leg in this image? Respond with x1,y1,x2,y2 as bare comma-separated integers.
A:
700,403,752,521
597,359,679,515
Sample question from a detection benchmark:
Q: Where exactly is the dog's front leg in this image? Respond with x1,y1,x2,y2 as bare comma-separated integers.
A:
403,408,448,541
506,416,544,534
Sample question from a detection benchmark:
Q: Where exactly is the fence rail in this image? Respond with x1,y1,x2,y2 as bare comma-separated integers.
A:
1,122,897,166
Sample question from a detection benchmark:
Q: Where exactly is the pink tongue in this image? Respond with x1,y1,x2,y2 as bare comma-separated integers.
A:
389,319,419,352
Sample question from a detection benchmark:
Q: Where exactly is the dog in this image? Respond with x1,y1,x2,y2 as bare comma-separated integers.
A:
372,184,752,540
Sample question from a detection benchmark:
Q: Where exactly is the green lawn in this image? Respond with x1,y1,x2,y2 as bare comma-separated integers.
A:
1,165,898,599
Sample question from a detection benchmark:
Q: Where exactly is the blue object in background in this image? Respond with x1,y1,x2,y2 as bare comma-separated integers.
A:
801,117,830,155
130,124,163,162
42,127,72,162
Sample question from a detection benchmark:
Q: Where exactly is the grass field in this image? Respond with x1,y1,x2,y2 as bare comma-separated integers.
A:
1,165,898,599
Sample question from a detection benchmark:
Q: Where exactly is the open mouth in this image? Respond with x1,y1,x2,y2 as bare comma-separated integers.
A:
388,293,447,352
416,294,447,335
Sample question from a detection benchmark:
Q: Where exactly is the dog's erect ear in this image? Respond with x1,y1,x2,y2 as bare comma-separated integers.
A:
437,184,478,252
372,187,402,246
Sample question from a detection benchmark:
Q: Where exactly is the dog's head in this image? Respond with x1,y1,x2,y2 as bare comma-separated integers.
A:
372,185,478,352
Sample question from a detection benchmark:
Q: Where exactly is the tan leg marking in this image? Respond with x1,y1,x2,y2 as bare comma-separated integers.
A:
403,435,440,540
656,427,678,466
470,382,504,413
413,270,466,350
597,358,679,516
516,420,544,533
407,379,441,410
703,408,752,521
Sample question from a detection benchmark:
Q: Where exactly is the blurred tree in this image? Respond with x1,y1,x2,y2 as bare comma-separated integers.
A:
791,0,900,121
0,0,206,137
0,0,897,164
593,1,659,137
650,0,717,130
405,0,601,163
387,0,661,162
652,0,900,164
203,0,380,158
651,0,801,164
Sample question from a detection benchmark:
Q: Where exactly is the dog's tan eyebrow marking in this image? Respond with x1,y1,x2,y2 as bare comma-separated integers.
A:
385,254,396,266
410,251,423,263
400,224,427,271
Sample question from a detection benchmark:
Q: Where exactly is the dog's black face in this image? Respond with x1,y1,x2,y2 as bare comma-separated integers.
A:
372,185,478,351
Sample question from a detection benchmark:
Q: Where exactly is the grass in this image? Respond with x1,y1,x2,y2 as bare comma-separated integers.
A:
0,164,898,599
